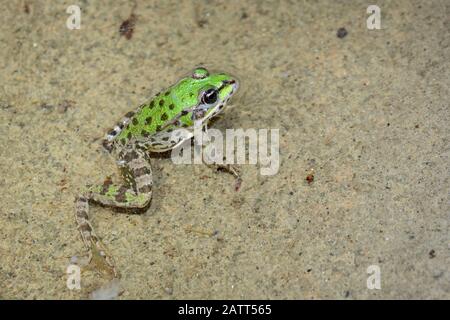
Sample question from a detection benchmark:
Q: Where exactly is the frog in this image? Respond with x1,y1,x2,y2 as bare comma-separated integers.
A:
75,67,240,277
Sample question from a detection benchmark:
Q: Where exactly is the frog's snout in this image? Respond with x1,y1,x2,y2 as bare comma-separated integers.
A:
224,79,237,86
224,79,239,95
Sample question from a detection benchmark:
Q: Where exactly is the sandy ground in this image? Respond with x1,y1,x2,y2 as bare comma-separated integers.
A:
0,0,448,299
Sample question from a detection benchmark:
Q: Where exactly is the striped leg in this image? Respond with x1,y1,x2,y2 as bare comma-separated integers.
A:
75,146,153,277
101,110,137,152
75,195,119,277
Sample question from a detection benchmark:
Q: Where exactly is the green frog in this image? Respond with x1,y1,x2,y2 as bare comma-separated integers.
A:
75,67,239,277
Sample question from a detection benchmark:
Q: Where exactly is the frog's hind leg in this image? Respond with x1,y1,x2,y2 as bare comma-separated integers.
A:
75,147,153,277
75,195,119,277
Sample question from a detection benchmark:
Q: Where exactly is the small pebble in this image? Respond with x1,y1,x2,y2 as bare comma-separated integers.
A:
429,249,436,259
337,27,348,38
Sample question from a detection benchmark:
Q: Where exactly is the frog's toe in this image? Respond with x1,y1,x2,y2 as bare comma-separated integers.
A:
90,241,119,278
215,164,242,191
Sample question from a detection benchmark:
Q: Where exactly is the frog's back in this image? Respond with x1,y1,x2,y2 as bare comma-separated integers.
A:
107,68,238,152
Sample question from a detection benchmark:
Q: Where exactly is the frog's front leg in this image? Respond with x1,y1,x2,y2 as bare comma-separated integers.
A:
75,146,153,277
200,139,242,191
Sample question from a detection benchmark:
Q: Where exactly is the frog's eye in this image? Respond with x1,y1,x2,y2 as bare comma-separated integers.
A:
201,88,218,105
192,67,209,79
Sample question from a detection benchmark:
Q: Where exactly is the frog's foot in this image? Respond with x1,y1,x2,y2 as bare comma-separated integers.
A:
75,147,153,277
201,142,242,190
88,238,118,278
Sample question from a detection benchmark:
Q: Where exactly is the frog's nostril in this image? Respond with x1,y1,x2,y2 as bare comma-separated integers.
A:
223,79,236,85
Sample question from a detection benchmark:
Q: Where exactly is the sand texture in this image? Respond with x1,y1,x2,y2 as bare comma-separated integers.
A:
0,0,448,299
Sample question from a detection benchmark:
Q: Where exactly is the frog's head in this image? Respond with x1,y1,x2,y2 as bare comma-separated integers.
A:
185,67,239,125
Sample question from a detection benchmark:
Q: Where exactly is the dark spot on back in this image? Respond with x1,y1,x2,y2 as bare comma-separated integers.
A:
161,113,168,121
141,130,149,137
127,132,132,139
156,125,162,131
132,118,139,125
125,111,135,118
164,91,170,96
159,99,164,107
145,116,153,125
169,103,175,110
149,100,155,108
